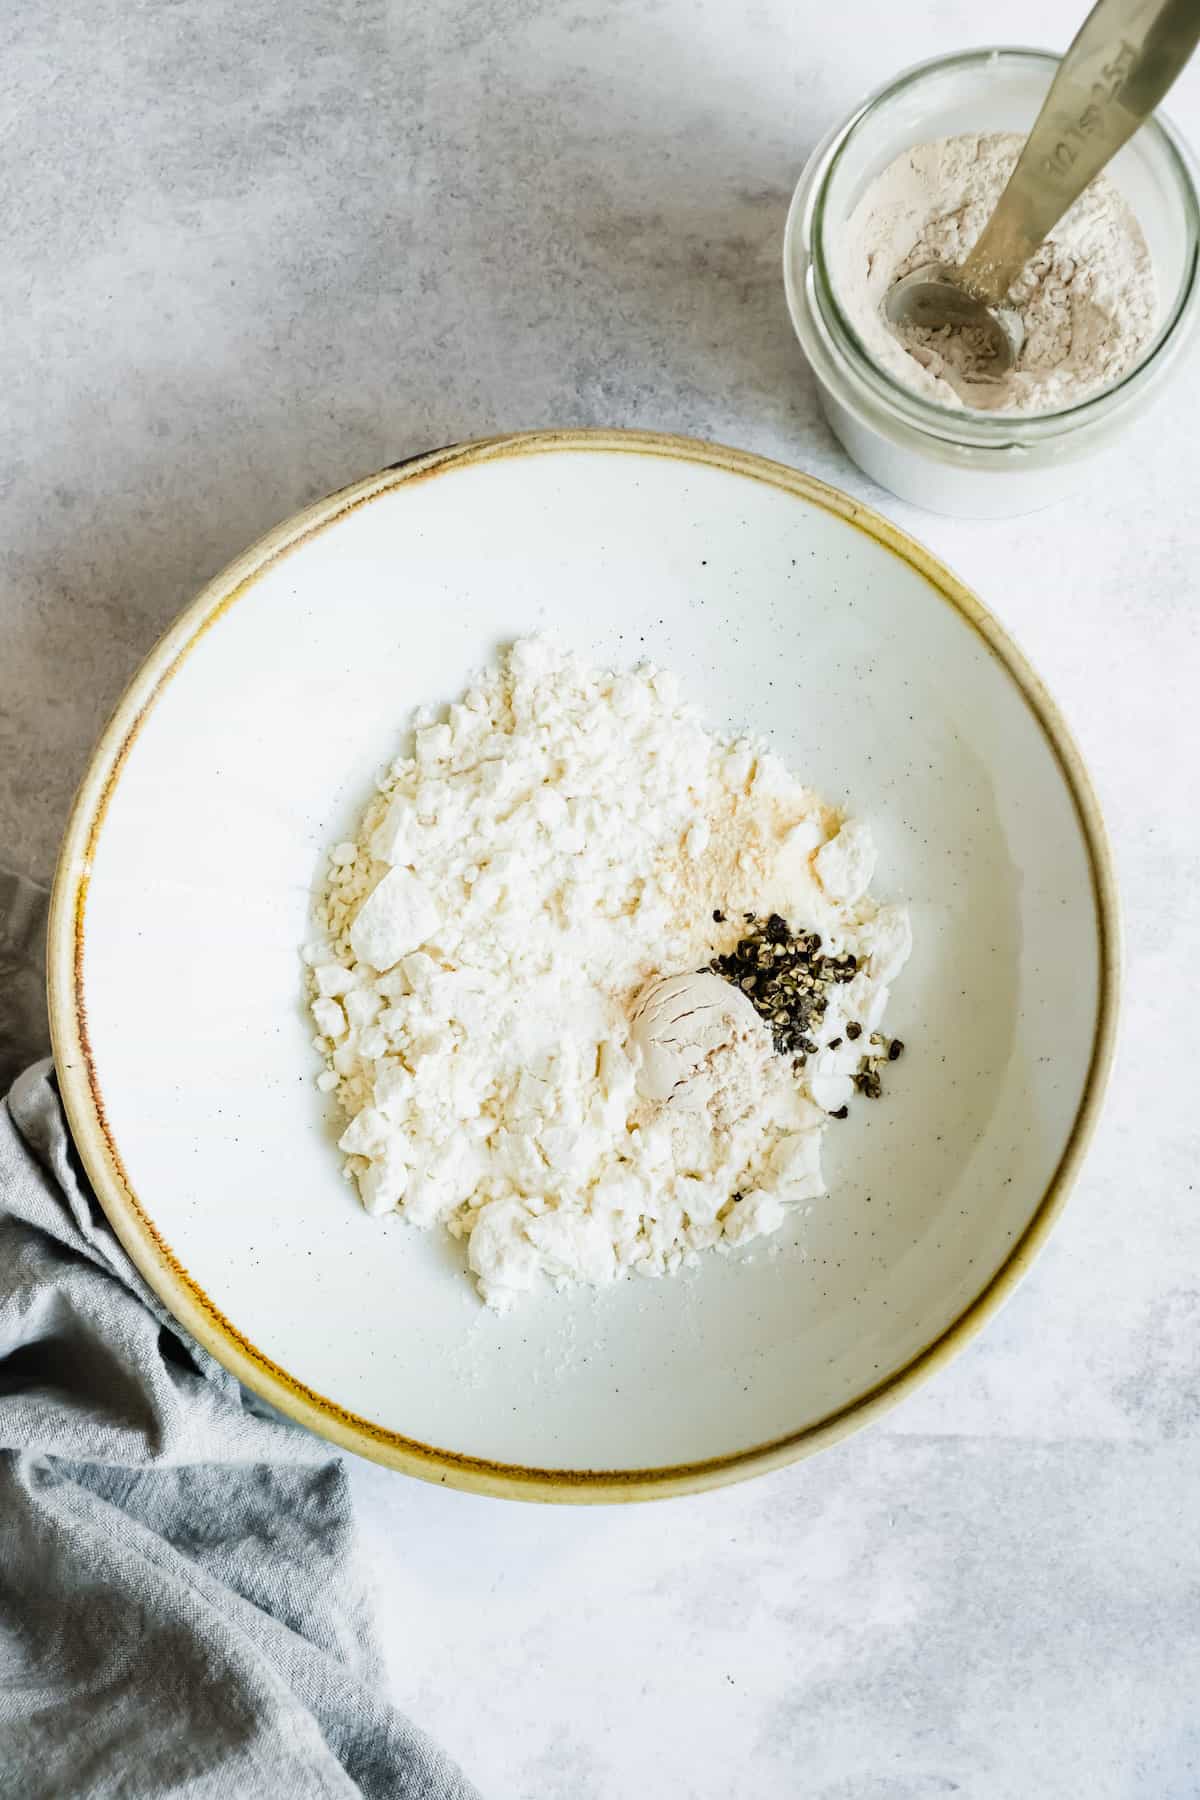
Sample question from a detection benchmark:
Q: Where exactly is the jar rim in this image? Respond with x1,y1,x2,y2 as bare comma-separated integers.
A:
805,45,1200,443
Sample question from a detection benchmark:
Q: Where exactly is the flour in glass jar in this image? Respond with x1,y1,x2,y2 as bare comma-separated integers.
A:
837,132,1158,413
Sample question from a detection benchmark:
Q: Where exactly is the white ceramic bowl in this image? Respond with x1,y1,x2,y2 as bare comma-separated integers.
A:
48,431,1117,1501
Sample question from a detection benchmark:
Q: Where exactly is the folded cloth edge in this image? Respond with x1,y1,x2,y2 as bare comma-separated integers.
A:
0,863,480,1800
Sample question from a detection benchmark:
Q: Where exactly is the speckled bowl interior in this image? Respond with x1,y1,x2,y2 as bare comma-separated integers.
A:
48,432,1115,1500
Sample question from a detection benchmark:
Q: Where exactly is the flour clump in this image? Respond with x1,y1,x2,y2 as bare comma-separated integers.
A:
305,638,911,1311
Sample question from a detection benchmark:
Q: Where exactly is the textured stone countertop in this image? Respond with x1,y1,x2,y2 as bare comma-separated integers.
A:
5,2,1198,1795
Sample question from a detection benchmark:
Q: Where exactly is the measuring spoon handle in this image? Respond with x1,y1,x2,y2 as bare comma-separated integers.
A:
960,0,1200,304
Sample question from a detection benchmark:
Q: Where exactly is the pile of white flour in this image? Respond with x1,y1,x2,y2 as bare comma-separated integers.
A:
305,638,910,1311
837,132,1157,413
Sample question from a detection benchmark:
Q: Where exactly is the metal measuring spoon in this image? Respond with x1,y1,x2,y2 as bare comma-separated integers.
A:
884,0,1200,371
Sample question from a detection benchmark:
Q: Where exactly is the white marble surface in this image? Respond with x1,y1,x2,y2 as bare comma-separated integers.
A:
4,2,1199,1794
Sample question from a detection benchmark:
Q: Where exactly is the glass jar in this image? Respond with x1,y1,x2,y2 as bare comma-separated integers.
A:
783,48,1200,518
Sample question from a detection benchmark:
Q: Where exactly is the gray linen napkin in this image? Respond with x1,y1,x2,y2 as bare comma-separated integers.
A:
0,866,479,1800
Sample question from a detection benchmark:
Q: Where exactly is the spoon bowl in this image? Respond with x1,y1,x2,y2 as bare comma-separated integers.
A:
884,264,1025,371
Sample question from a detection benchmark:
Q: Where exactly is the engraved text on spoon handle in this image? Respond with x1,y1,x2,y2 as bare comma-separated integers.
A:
959,0,1200,305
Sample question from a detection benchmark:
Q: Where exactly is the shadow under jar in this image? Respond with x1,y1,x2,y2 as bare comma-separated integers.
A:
784,47,1200,518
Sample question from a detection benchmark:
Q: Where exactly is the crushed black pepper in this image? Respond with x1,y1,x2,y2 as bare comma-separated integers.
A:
853,1066,883,1100
707,910,856,1060
707,910,909,1117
